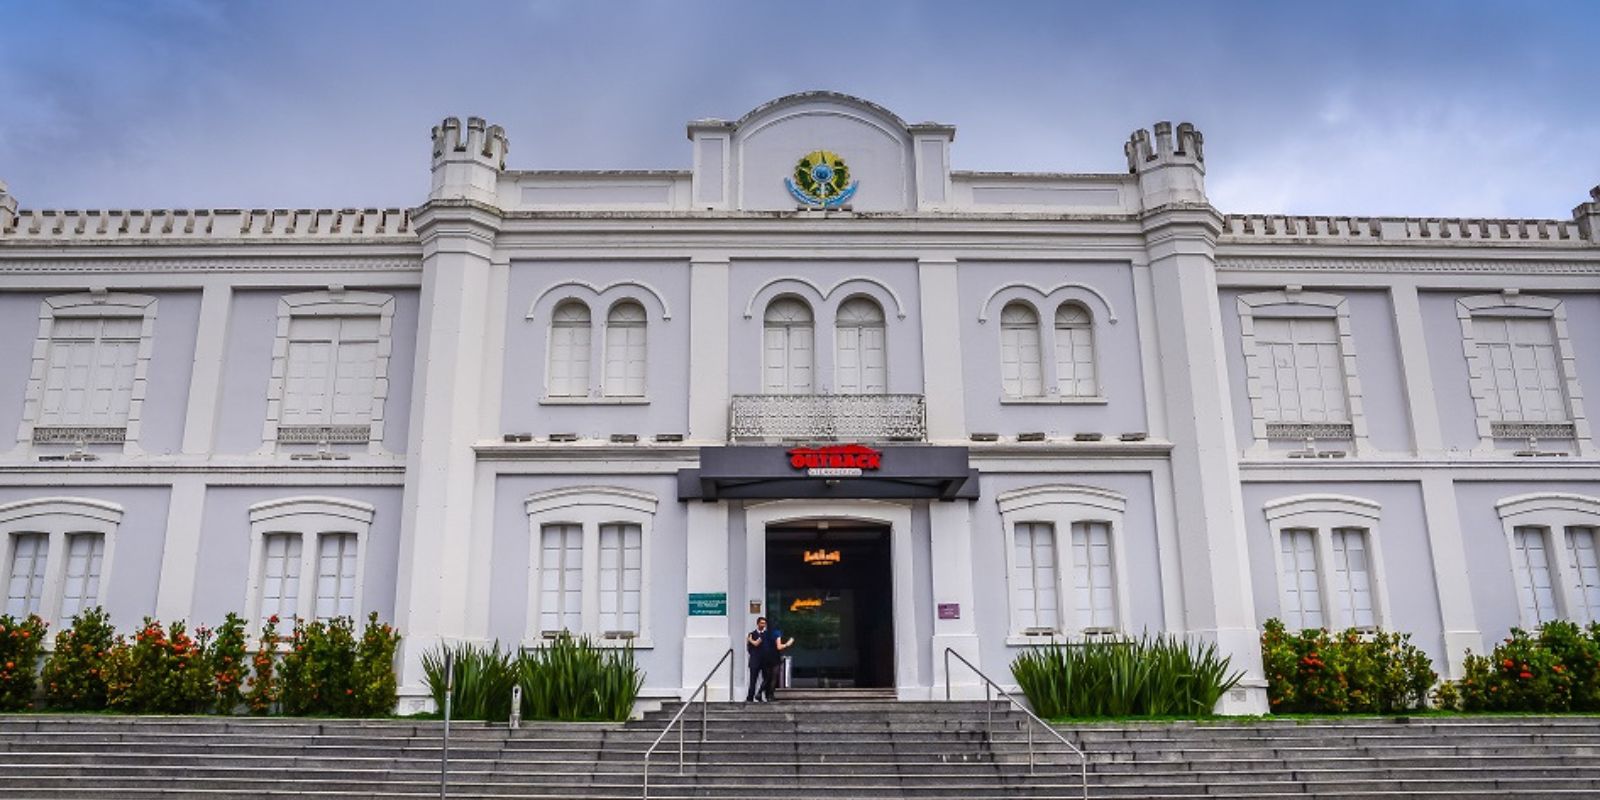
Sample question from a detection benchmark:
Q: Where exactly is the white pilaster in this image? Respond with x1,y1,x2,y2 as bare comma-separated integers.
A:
153,476,206,621
1389,284,1445,455
682,500,733,699
688,257,730,443
918,258,966,442
929,500,982,698
180,282,232,454
392,204,501,711
1420,474,1481,678
1131,259,1169,440
1145,208,1268,715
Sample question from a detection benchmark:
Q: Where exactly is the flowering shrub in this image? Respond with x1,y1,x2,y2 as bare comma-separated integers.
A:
42,607,116,709
1261,619,1436,714
209,613,248,714
244,616,282,715
280,616,359,716
105,618,213,713
0,614,48,710
350,613,401,717
1435,622,1600,712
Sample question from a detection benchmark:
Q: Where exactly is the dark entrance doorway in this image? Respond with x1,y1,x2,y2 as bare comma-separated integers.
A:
765,522,894,689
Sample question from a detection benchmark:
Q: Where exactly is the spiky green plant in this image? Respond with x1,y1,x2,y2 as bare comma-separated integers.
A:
1012,632,1242,719
516,632,642,722
421,641,518,721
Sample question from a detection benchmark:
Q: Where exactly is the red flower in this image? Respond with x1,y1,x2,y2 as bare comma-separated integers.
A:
1502,658,1514,669
1519,671,1533,680
3,661,11,670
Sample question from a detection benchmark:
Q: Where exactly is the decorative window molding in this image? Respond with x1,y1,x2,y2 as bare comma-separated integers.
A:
523,487,657,648
260,290,394,454
1458,293,1591,455
742,275,907,320
1263,494,1390,631
1237,290,1371,456
529,286,665,405
1496,493,1600,626
245,496,374,629
993,296,1107,403
16,292,158,455
996,485,1131,644
0,497,122,629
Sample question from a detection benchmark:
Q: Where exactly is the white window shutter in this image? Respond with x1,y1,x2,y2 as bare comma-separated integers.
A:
1013,522,1058,632
259,533,303,626
5,533,49,617
1280,529,1323,630
40,317,142,428
1331,528,1375,628
548,303,592,398
603,302,647,398
763,299,814,393
1513,527,1557,624
598,523,643,635
315,533,359,620
1000,303,1042,398
1255,317,1346,424
58,533,105,625
1566,527,1600,623
1071,521,1116,630
539,524,583,633
836,298,886,395
1054,304,1098,397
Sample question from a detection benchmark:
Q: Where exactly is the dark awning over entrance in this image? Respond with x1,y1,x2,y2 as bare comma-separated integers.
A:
678,445,978,501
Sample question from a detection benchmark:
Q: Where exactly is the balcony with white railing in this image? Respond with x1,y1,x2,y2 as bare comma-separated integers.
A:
729,394,927,442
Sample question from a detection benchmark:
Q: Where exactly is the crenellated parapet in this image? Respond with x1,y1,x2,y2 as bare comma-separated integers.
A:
0,207,414,242
1222,213,1588,245
1575,185,1600,243
1125,121,1207,211
0,180,16,231
429,116,508,204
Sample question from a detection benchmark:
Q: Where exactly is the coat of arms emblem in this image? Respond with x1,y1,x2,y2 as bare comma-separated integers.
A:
785,150,859,208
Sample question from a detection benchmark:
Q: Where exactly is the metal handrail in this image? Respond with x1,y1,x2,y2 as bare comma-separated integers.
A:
943,647,1088,800
641,648,734,800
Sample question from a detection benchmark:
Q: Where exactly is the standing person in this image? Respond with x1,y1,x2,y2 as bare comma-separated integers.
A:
744,617,794,702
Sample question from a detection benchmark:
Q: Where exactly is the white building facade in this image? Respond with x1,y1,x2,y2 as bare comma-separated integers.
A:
1,92,1598,713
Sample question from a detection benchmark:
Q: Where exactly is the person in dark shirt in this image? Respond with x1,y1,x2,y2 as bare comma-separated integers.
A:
744,616,793,702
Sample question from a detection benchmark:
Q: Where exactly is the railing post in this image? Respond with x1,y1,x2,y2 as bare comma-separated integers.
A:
509,685,522,730
944,649,951,701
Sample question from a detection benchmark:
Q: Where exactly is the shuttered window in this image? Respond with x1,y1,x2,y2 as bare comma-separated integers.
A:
835,298,887,394
1279,529,1324,630
5,533,48,618
40,317,142,428
547,302,592,398
1512,526,1558,625
314,533,359,621
763,299,814,394
1330,528,1375,629
603,302,647,398
1000,303,1043,398
1566,527,1600,623
58,533,105,625
1476,317,1566,423
282,316,381,426
539,524,583,634
1254,317,1348,424
1013,522,1059,632
1054,304,1098,397
1071,522,1116,630
259,533,303,627
598,523,643,636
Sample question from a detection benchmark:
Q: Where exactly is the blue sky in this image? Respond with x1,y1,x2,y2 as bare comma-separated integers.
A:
1,1,1595,217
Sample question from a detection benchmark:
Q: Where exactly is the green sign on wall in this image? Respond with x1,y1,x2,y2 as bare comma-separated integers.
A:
687,592,727,617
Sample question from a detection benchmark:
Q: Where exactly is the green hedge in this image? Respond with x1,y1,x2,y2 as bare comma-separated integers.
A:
1435,621,1600,712
1261,619,1437,714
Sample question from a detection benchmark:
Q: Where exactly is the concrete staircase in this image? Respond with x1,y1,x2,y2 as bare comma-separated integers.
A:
2,701,1599,799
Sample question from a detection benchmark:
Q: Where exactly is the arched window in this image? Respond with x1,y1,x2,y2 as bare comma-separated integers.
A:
997,485,1130,640
763,298,814,394
1497,493,1600,626
835,297,886,394
603,301,647,398
0,498,122,629
1263,495,1390,631
1054,303,1097,397
547,301,592,398
246,497,374,628
1000,302,1043,399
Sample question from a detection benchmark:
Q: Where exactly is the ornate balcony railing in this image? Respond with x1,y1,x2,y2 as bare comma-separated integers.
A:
729,394,926,442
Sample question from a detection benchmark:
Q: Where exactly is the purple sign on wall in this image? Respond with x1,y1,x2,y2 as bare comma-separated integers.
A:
937,603,960,620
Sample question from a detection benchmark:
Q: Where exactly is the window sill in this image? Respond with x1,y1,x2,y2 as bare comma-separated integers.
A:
1005,631,1122,646
539,397,651,406
999,396,1107,406
522,636,654,650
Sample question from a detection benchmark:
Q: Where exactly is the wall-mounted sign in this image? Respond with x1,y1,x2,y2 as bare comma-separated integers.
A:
687,592,727,617
938,603,961,620
802,548,841,566
789,597,823,612
785,149,859,208
788,444,883,477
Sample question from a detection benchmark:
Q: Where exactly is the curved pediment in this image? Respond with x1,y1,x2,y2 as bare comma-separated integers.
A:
688,91,954,213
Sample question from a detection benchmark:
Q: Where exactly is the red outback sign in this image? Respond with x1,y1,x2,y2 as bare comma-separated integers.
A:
788,444,883,476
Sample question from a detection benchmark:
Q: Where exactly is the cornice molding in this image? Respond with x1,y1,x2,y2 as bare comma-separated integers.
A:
1218,256,1600,275
0,255,422,274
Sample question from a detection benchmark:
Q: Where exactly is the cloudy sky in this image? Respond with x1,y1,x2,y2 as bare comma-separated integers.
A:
1,1,1595,217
